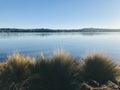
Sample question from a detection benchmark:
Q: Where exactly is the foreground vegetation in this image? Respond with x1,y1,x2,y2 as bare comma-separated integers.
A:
0,52,120,90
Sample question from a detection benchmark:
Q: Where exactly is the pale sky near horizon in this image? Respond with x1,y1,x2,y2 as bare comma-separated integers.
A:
0,0,120,29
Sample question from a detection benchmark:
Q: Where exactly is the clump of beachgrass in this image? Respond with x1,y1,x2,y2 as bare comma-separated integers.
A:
28,51,79,90
78,53,120,85
0,53,35,90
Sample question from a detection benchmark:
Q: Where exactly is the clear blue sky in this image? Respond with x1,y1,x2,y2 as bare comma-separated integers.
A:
0,0,120,29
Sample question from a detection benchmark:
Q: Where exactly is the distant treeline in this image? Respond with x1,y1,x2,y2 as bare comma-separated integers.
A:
0,28,120,32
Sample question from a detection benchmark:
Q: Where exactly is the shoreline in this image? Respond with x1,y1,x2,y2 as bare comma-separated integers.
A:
0,28,120,32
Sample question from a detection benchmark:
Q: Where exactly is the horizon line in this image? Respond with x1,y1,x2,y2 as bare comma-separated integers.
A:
0,27,120,30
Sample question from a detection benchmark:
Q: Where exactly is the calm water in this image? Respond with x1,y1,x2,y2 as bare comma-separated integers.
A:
0,32,120,62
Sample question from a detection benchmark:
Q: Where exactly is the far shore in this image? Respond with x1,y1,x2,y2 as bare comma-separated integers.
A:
0,28,120,32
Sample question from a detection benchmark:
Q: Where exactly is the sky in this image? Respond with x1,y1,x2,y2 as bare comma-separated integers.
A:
0,0,120,29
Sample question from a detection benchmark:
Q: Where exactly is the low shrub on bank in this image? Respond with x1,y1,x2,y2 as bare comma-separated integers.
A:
79,54,120,85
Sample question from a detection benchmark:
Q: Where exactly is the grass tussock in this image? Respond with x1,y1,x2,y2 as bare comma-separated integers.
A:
29,51,79,90
79,53,120,85
0,54,35,90
0,52,120,90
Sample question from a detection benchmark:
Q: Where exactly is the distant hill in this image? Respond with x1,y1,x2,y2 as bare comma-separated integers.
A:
0,28,120,32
